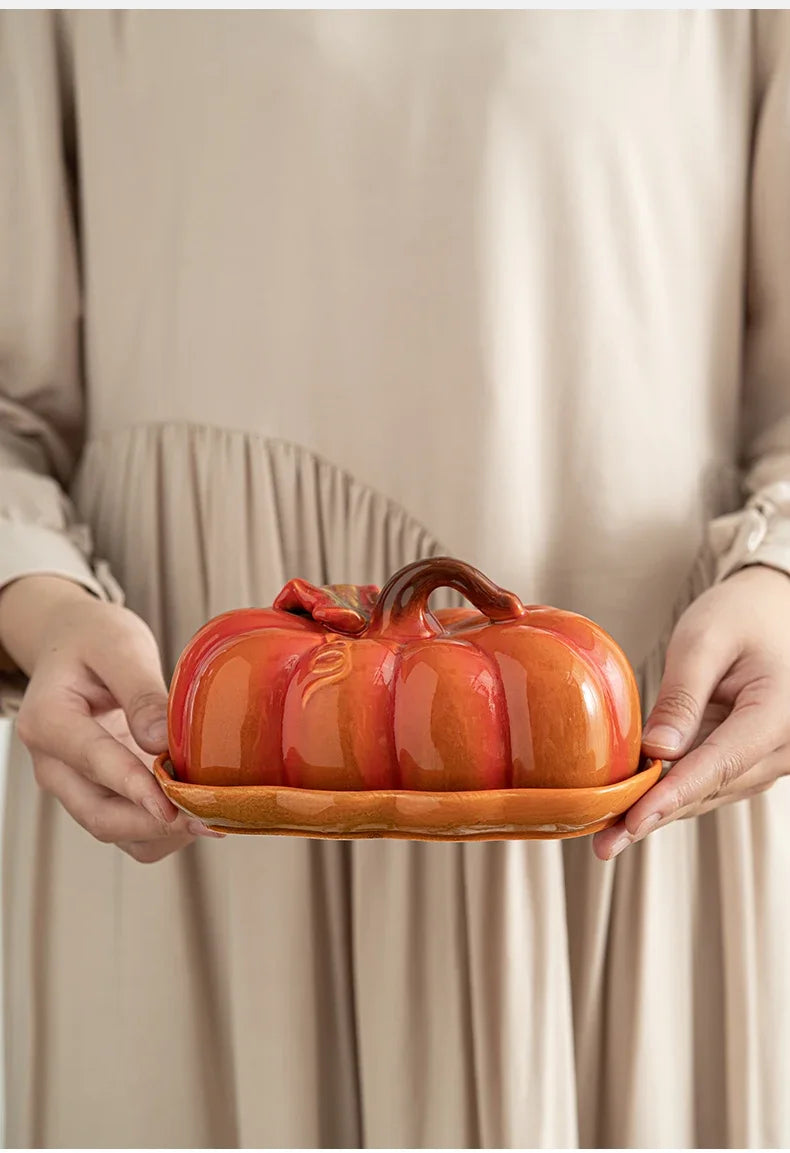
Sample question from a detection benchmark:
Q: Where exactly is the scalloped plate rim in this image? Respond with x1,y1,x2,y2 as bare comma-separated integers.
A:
153,756,662,841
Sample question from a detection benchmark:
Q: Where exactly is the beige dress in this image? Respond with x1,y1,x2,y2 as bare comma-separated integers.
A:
2,11,790,1148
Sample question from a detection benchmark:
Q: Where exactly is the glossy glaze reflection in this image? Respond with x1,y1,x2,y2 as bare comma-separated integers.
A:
168,557,642,789
154,756,663,840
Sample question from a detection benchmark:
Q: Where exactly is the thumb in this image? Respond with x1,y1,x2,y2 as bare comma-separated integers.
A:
642,625,729,760
90,620,170,754
123,681,170,755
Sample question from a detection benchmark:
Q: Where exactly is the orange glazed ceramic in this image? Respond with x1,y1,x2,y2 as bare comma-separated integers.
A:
153,757,662,840
168,557,643,792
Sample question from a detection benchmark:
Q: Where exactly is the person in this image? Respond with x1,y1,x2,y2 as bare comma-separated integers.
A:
1,10,790,1148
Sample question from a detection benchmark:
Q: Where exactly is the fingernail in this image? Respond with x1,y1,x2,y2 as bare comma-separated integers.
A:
643,723,683,752
607,832,632,859
187,819,225,839
146,719,169,748
143,796,170,823
634,812,662,839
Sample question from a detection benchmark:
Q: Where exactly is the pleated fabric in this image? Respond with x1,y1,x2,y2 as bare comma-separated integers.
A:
3,12,790,1148
4,424,789,1148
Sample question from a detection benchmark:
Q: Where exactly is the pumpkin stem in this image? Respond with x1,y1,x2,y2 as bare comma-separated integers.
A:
365,557,526,640
274,580,380,635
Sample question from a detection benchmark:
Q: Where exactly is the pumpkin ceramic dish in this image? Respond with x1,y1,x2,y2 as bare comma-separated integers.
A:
154,557,662,840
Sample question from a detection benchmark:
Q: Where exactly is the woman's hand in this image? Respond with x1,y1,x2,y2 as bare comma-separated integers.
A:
593,565,790,860
0,575,223,863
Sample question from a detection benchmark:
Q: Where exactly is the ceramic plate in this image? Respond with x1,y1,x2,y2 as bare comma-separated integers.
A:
153,756,663,841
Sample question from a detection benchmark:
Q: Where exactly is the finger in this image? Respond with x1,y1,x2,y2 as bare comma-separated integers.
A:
690,701,730,750
641,622,733,759
593,796,703,859
624,696,785,837
35,754,223,845
693,786,771,816
118,836,196,864
35,755,185,841
594,744,790,858
87,617,170,753
119,823,227,863
591,816,629,860
21,690,177,823
97,707,156,767
693,746,790,813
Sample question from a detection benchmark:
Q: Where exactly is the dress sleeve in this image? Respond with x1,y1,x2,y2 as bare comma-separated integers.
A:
709,13,790,582
0,12,122,714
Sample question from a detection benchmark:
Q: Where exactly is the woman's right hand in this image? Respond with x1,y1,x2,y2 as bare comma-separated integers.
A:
0,575,223,863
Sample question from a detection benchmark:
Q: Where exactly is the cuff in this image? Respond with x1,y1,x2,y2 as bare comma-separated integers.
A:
0,518,124,717
708,480,790,583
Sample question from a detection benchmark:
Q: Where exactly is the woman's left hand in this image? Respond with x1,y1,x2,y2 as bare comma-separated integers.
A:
593,565,790,861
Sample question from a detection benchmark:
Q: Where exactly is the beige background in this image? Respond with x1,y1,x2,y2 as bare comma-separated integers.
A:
3,12,790,1147
0,719,8,1141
